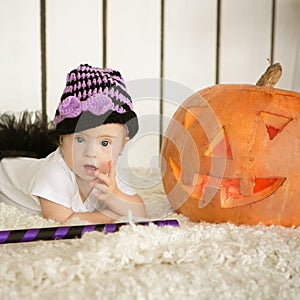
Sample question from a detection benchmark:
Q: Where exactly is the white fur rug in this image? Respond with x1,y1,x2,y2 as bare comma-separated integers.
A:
1,168,300,299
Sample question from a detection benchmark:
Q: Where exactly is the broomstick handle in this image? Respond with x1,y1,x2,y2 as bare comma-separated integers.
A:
0,219,179,244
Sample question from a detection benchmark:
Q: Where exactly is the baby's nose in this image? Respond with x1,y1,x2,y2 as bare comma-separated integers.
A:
84,142,97,157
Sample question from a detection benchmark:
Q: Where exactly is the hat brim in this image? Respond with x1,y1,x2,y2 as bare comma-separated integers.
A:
50,110,138,140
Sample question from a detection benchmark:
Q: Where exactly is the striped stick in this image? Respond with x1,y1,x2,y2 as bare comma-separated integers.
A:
0,219,179,244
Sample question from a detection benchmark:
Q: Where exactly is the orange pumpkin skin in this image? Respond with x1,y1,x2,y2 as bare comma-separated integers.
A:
161,84,300,227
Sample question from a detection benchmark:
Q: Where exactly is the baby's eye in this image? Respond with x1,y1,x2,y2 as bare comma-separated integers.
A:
101,140,110,147
75,136,85,143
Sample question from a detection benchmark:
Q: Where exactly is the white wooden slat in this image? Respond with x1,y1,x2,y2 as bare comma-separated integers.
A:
164,0,217,94
220,0,272,85
0,0,40,112
162,0,217,142
46,0,102,119
108,0,161,168
275,0,300,91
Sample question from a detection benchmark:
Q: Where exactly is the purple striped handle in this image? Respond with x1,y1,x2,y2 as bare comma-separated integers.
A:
0,219,179,244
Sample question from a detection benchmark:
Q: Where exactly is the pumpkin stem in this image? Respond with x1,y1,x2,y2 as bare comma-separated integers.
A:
255,63,282,88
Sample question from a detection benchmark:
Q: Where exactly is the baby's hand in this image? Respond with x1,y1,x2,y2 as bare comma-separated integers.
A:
91,161,146,219
91,161,121,203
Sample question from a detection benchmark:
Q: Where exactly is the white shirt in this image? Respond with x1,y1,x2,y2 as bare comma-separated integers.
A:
0,148,136,214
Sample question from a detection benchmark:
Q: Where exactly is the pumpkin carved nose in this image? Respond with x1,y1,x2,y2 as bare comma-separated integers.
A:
204,126,232,159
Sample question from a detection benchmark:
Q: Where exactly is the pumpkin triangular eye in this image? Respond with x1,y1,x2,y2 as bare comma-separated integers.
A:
168,157,181,181
260,112,292,140
204,126,233,159
183,107,207,130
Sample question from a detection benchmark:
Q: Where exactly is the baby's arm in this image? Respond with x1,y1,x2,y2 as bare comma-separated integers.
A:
91,161,147,218
39,197,120,224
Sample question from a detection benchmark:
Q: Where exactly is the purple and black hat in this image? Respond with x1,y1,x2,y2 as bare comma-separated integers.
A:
53,64,138,139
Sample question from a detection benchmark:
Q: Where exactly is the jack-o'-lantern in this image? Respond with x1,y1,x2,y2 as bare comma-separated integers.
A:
161,64,300,227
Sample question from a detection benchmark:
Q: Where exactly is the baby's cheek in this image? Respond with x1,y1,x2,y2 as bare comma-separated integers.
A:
112,145,123,160
96,160,110,174
97,148,117,171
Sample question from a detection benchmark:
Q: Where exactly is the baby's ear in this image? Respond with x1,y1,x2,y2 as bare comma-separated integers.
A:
122,136,129,148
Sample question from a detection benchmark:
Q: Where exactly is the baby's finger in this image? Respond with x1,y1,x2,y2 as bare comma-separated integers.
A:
93,184,111,202
92,182,108,194
108,160,116,180
90,177,103,185
97,173,110,186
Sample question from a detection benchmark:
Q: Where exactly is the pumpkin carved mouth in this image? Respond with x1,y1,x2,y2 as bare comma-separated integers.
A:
169,158,286,209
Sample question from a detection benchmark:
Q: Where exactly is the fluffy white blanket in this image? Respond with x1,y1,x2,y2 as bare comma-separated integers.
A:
0,169,300,299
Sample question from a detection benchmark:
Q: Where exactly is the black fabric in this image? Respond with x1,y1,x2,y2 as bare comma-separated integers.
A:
0,111,57,160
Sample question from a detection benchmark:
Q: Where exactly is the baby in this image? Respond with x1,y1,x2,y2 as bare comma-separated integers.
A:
0,64,146,224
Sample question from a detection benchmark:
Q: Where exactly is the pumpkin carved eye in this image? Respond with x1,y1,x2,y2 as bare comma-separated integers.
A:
204,126,233,159
260,111,292,140
183,107,233,159
183,106,207,130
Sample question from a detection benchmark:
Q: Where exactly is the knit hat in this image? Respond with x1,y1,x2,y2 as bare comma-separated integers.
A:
52,64,138,139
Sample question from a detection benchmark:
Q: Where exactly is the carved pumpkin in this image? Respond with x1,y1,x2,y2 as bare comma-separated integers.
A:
161,64,300,227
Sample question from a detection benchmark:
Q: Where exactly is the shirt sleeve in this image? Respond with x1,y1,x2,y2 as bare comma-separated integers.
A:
29,161,76,208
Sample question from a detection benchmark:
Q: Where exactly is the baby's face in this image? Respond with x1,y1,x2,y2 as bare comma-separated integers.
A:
60,124,128,181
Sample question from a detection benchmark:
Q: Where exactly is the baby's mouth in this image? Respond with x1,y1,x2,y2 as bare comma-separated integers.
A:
83,165,98,174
